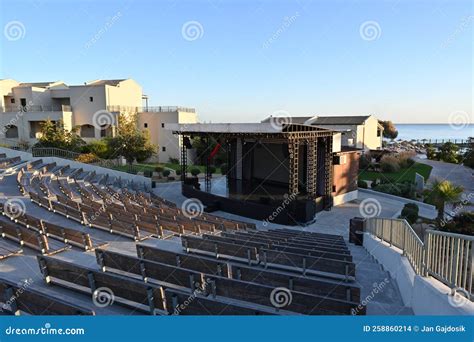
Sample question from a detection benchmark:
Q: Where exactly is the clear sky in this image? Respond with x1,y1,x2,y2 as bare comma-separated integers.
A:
1,0,472,124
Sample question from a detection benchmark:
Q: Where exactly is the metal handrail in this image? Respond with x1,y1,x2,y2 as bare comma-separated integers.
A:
107,105,196,113
0,105,72,113
365,217,473,300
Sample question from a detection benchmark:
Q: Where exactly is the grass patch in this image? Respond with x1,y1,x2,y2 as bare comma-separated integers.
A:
358,162,432,183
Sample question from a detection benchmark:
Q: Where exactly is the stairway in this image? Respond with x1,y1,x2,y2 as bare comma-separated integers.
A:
349,244,414,315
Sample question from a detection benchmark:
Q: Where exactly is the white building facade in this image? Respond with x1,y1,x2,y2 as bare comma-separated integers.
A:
0,78,198,162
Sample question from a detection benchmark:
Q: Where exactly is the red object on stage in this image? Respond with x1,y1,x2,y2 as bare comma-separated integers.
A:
208,143,221,160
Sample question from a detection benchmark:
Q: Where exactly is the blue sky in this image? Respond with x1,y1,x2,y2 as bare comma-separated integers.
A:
1,0,472,123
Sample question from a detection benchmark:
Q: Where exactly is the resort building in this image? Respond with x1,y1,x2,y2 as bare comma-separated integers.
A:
262,114,384,151
0,78,197,162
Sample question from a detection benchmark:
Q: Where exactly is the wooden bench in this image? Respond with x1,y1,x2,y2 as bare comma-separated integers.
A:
41,220,106,251
182,235,258,265
165,289,280,315
0,219,67,255
37,255,165,314
229,263,361,302
0,278,95,315
136,244,228,276
0,239,22,260
260,249,355,280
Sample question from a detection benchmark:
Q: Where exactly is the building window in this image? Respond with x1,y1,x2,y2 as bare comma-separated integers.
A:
4,125,18,138
89,97,93,102
161,123,165,128
162,146,166,152
80,124,95,138
101,124,113,138
10,98,15,104
144,123,148,128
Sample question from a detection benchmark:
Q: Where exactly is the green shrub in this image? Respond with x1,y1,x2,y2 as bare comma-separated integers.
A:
440,212,474,236
358,180,368,189
175,169,182,175
190,167,200,176
82,140,111,159
162,169,171,177
208,166,217,174
144,170,152,178
154,166,164,173
220,163,227,175
359,153,372,170
371,178,381,188
373,182,416,199
168,157,179,164
400,203,419,224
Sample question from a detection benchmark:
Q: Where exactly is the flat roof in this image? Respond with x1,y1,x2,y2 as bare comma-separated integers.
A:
166,123,335,134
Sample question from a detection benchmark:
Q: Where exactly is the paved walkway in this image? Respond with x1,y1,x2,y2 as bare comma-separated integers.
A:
416,157,474,212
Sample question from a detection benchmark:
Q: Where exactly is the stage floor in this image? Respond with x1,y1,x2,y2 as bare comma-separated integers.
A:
207,177,308,205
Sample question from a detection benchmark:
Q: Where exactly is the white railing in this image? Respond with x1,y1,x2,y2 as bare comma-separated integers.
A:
365,217,473,300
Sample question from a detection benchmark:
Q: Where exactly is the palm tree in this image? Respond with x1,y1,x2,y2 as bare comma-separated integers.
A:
425,179,464,221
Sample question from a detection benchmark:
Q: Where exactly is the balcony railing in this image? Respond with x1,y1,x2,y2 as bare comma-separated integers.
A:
0,105,72,113
107,105,196,113
365,217,473,300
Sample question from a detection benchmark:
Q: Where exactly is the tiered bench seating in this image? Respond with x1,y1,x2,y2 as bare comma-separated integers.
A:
0,239,22,260
0,278,95,315
0,219,68,255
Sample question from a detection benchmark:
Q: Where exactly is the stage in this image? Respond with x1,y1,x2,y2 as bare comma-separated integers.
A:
169,122,339,225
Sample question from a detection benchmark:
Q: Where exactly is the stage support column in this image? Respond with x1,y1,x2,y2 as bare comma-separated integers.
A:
180,135,188,182
306,139,317,198
235,138,243,180
205,136,211,192
324,136,333,209
288,137,299,195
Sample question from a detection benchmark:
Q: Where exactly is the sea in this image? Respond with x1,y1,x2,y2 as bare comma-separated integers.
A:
395,124,473,141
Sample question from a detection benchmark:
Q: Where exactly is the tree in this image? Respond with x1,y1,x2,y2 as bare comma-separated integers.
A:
425,179,464,221
107,113,156,165
439,142,459,164
464,139,474,168
379,120,398,140
36,119,84,151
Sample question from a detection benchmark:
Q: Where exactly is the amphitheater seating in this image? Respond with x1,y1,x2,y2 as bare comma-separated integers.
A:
0,239,22,260
0,219,68,255
96,247,363,315
0,278,95,315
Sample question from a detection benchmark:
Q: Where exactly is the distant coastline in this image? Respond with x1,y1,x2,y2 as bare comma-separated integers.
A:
393,123,473,141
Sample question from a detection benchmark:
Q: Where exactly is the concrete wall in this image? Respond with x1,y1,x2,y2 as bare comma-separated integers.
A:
363,115,383,150
140,110,197,163
363,233,474,315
